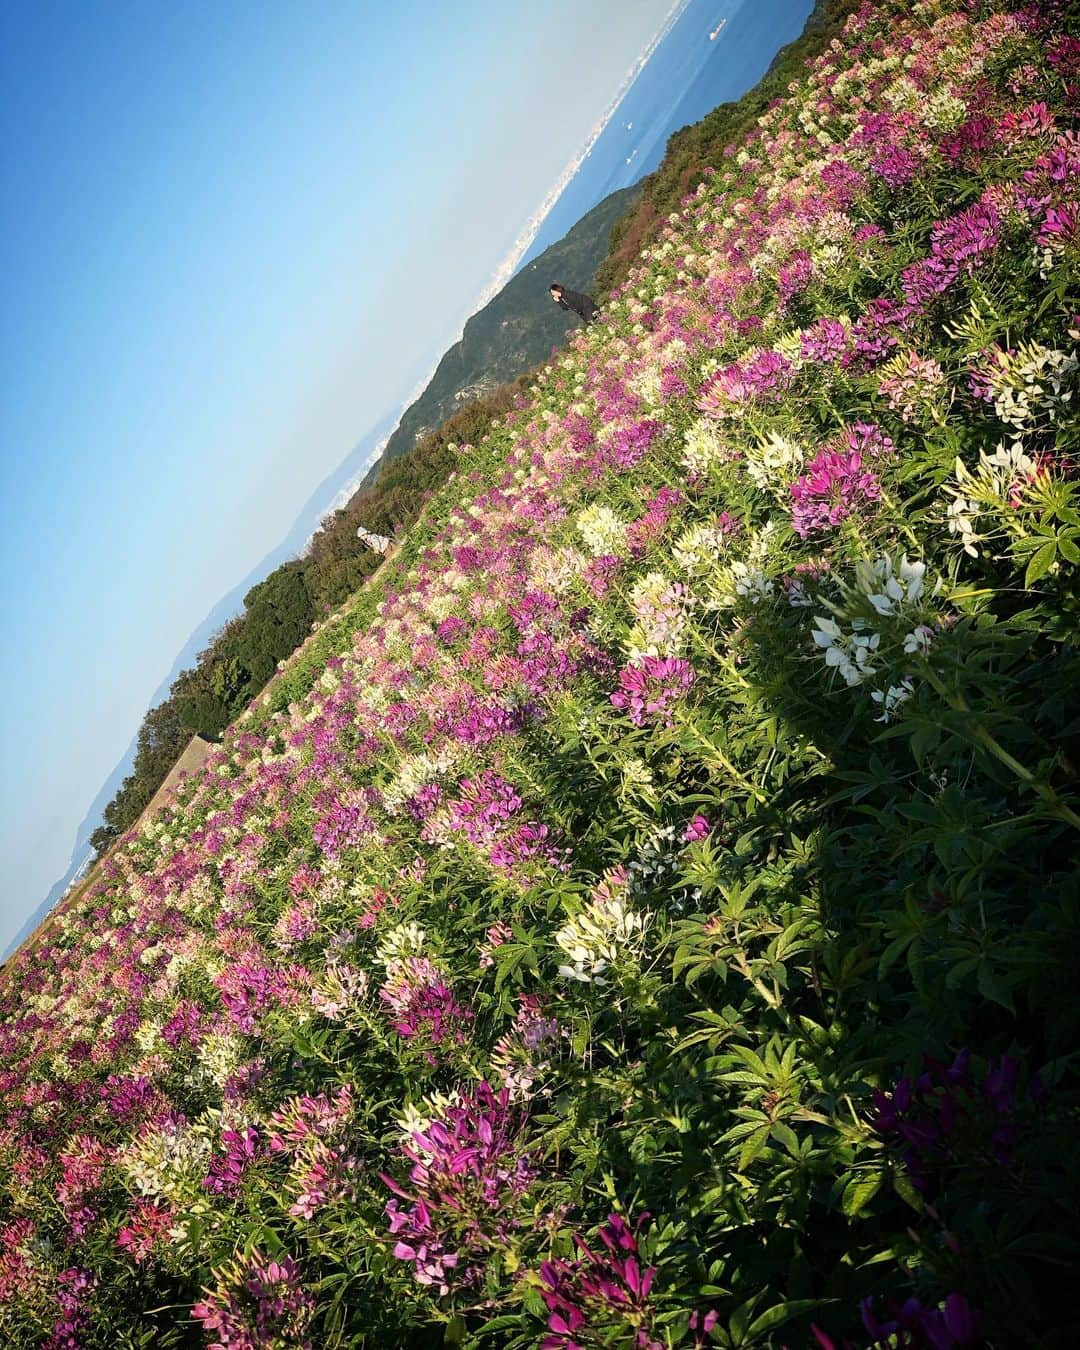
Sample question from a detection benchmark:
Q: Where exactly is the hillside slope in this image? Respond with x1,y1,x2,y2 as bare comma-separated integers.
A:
42,0,845,913
595,0,861,295
366,183,641,478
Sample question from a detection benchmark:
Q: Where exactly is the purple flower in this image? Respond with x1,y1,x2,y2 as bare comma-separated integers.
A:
931,199,1001,273
312,799,375,860
871,142,924,188
203,1127,261,1197
860,1291,978,1349
537,1213,661,1350
610,657,696,728
682,814,711,843
193,1249,315,1350
790,450,881,537
872,1049,1040,1191
382,1083,537,1295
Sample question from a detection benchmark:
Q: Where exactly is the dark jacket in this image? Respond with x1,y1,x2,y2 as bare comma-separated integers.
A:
557,288,601,324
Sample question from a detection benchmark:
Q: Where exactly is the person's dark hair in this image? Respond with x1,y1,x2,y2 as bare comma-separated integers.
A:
549,282,564,295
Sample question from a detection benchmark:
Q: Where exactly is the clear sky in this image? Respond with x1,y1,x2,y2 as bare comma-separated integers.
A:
0,0,683,952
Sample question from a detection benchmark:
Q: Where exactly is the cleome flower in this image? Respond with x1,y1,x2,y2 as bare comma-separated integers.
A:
536,1212,662,1350
555,891,651,985
382,1082,538,1296
610,656,697,728
852,553,928,617
712,559,776,608
118,1115,213,1204
744,431,806,492
681,418,735,475
870,680,915,723
192,1249,316,1350
812,616,882,688
626,571,693,659
577,503,628,557
877,349,949,424
790,448,881,538
980,340,1077,432
812,554,943,709
671,516,741,575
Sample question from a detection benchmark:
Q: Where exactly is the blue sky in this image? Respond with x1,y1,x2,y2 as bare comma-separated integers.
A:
0,0,685,952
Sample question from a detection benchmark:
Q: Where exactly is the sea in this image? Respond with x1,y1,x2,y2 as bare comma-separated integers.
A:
521,0,813,265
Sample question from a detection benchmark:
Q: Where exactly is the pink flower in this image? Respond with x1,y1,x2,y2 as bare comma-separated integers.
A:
682,815,710,843
790,450,881,537
610,657,696,727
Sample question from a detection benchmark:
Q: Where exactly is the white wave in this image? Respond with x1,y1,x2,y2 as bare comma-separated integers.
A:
472,0,693,309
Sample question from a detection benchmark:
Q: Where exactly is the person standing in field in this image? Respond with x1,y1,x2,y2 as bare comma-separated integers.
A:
550,281,601,324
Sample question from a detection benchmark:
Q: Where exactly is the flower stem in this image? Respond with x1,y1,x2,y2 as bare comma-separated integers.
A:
922,668,1080,831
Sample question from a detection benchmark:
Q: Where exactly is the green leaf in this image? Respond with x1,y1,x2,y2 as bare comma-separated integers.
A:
770,1121,800,1157
1057,532,1080,565
893,1171,924,1213
842,1172,882,1216
977,960,1014,1012
747,1299,825,1337
728,1291,765,1344
737,1124,772,1171
1024,540,1057,587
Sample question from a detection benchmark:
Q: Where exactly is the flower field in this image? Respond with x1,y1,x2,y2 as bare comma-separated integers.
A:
3,1,1079,1345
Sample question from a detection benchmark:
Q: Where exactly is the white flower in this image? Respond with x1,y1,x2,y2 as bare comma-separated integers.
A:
871,680,915,723
376,922,427,969
903,625,935,656
987,342,1078,431
717,561,775,607
577,503,627,557
681,419,731,475
854,555,927,612
812,615,880,687
745,432,805,491
947,495,981,557
555,898,650,985
671,522,727,574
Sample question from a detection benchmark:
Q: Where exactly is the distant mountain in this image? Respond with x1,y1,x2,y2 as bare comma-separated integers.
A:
363,184,641,483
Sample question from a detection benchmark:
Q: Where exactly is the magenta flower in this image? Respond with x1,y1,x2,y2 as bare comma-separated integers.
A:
379,958,475,1048
537,1213,661,1350
801,317,853,365
448,771,523,845
116,1200,174,1265
931,199,1001,273
697,347,794,418
610,657,696,727
203,1126,261,1197
193,1249,315,1350
790,450,881,537
382,1082,537,1295
682,814,710,843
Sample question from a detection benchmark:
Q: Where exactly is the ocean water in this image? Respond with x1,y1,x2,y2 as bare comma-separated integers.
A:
522,0,813,267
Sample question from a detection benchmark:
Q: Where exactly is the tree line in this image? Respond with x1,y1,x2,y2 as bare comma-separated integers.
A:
89,381,524,855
